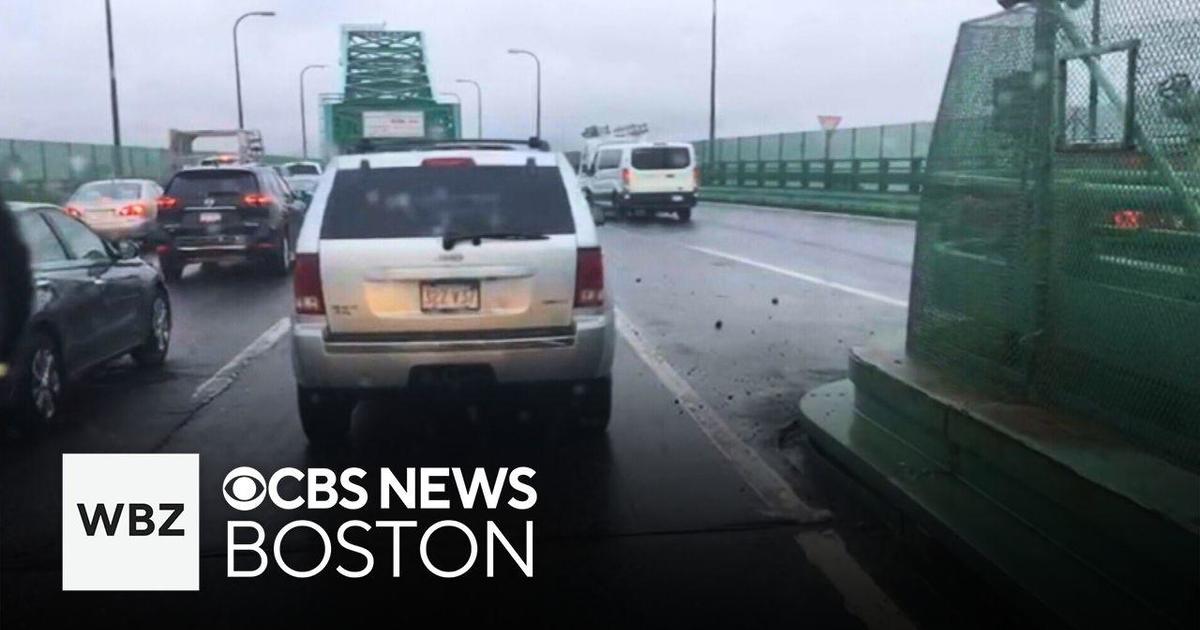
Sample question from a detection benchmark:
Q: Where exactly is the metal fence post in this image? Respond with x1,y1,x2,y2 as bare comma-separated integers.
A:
778,133,786,188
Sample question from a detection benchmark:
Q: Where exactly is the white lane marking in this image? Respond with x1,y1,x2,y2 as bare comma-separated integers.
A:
615,307,915,630
191,317,291,405
685,244,908,308
615,308,827,522
794,531,918,630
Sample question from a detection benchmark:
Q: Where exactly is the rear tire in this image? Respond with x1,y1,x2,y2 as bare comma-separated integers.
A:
16,331,65,426
298,387,354,445
574,378,612,434
613,194,628,221
272,231,294,276
677,208,692,222
130,291,171,367
160,255,184,283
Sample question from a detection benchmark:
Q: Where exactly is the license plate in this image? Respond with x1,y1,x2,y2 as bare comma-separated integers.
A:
198,212,222,224
671,194,684,202
420,281,480,312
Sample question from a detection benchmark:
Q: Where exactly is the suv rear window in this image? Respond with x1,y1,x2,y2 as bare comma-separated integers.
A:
320,165,575,239
631,147,691,170
286,164,320,176
165,170,259,202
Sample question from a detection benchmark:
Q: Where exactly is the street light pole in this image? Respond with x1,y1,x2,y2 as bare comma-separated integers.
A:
299,64,326,159
507,49,541,138
708,0,717,168
233,10,276,130
456,79,483,138
104,0,123,177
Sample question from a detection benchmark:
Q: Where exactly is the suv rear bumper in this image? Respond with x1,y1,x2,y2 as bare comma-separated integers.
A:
156,232,282,263
291,312,615,390
617,191,696,209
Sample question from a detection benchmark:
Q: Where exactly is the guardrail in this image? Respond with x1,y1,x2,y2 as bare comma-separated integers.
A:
0,137,302,204
701,157,925,193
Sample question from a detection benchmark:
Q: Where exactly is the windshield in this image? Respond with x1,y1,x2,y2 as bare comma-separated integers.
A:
69,181,142,202
320,165,574,239
285,163,320,176
288,178,319,193
631,147,691,170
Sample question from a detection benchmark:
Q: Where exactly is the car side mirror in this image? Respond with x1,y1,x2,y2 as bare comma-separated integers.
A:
114,239,140,260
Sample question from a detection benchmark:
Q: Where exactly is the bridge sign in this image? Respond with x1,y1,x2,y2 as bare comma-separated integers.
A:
362,111,425,138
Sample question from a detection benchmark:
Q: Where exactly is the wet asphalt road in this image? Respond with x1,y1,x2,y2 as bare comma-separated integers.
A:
0,202,947,628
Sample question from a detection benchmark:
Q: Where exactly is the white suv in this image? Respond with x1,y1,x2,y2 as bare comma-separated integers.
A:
290,142,615,443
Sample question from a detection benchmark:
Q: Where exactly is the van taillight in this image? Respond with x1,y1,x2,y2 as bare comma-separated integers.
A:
294,253,325,315
694,166,702,187
621,168,632,187
575,247,605,308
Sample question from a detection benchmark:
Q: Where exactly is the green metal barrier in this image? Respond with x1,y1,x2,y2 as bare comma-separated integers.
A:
797,2,1199,627
695,123,933,216
0,137,299,204
909,0,1200,469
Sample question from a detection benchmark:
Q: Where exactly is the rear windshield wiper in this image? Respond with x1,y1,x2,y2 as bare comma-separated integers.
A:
442,232,550,250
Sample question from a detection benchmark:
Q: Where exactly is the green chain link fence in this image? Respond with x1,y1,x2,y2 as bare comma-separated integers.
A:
907,0,1200,469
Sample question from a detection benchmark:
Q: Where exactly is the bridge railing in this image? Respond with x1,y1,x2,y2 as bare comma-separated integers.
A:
0,137,299,204
695,122,934,192
701,157,925,193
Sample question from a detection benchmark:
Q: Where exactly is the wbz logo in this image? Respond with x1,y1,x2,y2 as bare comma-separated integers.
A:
62,454,199,591
76,502,186,537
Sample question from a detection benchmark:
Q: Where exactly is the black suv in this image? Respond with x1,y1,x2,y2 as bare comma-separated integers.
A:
155,165,304,281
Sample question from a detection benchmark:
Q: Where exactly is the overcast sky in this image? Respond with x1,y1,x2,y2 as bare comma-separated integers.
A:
0,0,1000,156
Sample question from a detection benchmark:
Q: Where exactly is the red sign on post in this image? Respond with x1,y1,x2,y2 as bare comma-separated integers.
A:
817,115,842,132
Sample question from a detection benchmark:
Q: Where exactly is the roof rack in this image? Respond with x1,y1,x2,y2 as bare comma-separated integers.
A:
350,137,551,154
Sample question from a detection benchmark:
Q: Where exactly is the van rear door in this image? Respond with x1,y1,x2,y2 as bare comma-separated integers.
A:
628,146,695,193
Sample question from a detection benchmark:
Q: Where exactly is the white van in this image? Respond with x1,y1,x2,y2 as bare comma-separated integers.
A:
579,142,698,222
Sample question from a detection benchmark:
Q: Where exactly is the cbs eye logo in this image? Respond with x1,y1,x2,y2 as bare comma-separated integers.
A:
223,466,266,511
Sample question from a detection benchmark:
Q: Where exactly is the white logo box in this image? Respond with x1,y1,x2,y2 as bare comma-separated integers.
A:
62,453,199,591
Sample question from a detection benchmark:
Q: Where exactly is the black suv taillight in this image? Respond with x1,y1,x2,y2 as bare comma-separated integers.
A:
574,247,605,308
294,253,325,315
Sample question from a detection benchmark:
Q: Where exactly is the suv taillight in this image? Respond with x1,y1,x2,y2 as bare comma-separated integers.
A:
242,193,272,208
156,195,179,212
574,247,605,308
294,253,325,315
621,168,632,187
